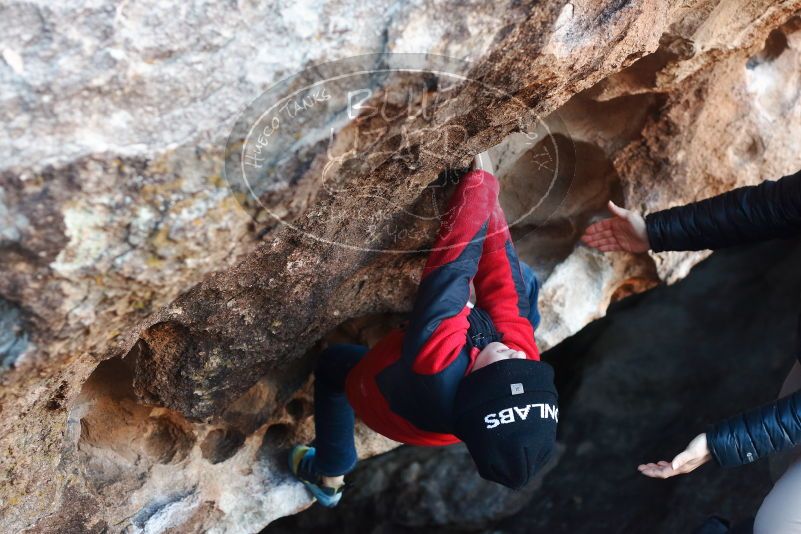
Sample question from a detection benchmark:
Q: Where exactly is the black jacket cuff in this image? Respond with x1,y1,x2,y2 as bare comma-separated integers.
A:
707,418,758,468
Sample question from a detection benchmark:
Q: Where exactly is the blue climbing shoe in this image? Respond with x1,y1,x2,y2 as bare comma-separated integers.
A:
288,445,343,508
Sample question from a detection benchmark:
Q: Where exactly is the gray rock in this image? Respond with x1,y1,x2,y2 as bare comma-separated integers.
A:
0,298,28,369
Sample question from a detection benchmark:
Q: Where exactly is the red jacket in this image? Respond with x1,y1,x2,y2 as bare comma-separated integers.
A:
345,169,541,445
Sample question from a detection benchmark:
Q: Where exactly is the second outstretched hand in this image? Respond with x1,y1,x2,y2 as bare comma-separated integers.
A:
581,201,650,253
638,433,712,479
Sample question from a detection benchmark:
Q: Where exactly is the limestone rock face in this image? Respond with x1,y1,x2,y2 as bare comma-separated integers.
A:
1,1,801,533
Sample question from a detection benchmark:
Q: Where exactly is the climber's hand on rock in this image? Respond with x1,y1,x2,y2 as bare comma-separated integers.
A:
581,201,650,253
637,433,712,479
472,151,494,175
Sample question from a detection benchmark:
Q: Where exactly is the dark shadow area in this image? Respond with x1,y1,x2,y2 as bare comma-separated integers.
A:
747,26,792,69
267,237,801,533
200,427,246,464
0,297,29,370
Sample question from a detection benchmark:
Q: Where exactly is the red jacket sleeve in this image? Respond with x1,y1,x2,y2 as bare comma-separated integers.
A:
402,170,498,374
472,193,540,360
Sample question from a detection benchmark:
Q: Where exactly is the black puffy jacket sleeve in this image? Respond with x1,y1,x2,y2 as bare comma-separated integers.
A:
645,170,801,252
709,312,801,467
645,170,801,467
708,389,801,467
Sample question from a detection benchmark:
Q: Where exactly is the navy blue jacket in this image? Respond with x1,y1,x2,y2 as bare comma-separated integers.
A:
646,169,801,467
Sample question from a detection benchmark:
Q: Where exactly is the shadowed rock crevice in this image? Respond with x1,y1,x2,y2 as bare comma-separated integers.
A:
748,16,801,68
71,308,406,511
199,428,246,465
72,357,196,493
499,134,621,277
0,297,29,370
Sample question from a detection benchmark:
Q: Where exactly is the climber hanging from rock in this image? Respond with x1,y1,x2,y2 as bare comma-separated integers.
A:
582,168,801,534
288,151,558,507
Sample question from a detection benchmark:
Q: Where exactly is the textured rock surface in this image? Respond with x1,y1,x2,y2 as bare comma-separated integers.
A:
2,1,801,533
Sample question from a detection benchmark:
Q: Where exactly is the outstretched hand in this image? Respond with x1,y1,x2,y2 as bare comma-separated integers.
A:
581,201,650,253
638,433,712,479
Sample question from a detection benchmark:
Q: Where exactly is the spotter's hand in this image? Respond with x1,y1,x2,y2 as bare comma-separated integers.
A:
638,433,712,479
581,201,650,253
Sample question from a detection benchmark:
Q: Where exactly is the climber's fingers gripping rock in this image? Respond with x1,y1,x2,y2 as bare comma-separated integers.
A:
472,150,495,175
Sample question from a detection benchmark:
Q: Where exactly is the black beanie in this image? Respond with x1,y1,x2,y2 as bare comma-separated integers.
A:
453,358,558,489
